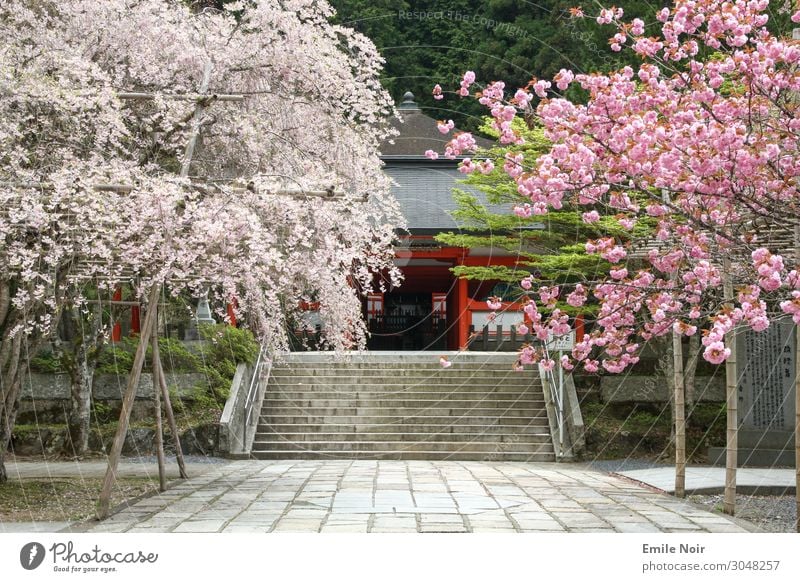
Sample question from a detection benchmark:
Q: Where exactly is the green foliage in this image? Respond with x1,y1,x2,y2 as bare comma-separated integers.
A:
90,401,114,425
196,324,259,405
329,0,794,133
92,324,258,409
29,351,63,374
329,0,666,133
582,400,728,460
95,339,136,375
198,324,259,366
434,119,643,313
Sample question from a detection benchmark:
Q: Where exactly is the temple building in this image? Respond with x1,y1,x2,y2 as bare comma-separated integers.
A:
365,92,530,351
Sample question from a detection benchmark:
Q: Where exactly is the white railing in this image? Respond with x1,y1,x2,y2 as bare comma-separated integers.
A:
540,340,565,457
219,342,272,457
243,343,271,450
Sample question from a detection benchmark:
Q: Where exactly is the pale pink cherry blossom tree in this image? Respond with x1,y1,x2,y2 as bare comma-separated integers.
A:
433,0,800,524
0,0,403,484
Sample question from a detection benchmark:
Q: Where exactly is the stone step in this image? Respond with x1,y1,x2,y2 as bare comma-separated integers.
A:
271,362,532,370
261,398,546,409
251,440,554,454
270,370,537,380
254,431,551,443
254,354,554,462
268,376,542,390
259,414,547,425
259,406,546,417
262,390,544,399
250,450,556,461
259,422,550,434
266,383,540,392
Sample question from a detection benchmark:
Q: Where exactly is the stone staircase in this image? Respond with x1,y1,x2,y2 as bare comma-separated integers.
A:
251,353,555,461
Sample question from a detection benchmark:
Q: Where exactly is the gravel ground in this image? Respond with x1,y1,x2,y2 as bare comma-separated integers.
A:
689,493,797,533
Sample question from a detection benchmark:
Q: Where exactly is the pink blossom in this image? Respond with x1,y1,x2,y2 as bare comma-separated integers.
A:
479,159,495,174
609,266,628,280
583,359,600,373
425,149,439,160
486,296,503,310
566,284,587,307
703,341,731,365
581,210,600,223
554,69,574,91
432,84,443,100
439,356,452,368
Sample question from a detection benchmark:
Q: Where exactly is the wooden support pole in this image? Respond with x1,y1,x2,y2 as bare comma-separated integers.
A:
151,326,167,493
117,92,244,102
96,285,160,519
180,63,213,179
722,258,738,516
1,182,346,200
155,344,188,479
673,329,686,498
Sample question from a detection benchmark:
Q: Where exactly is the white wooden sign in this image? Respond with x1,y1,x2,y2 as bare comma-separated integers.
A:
546,330,575,352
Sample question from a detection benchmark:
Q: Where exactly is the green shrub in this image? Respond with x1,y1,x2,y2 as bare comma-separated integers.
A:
95,336,201,374
198,324,259,365
196,324,259,406
30,351,63,373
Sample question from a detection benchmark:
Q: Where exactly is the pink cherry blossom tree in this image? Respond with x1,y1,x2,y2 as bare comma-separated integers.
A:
433,0,799,524
440,0,800,373
0,0,403,483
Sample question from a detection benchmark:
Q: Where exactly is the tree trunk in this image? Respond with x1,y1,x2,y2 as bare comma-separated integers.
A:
0,331,24,484
60,303,103,458
65,353,93,457
0,267,71,483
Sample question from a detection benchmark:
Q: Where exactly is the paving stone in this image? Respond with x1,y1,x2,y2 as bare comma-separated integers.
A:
419,524,468,533
611,522,662,533
73,460,754,535
172,520,226,533
321,524,370,533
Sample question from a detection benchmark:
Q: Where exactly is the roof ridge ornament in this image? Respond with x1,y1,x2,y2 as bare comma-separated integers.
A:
398,91,420,111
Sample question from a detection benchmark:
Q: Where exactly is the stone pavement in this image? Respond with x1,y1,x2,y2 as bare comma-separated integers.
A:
69,460,755,533
619,466,796,495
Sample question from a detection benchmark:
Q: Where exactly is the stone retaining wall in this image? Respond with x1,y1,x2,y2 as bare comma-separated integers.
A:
17,372,207,424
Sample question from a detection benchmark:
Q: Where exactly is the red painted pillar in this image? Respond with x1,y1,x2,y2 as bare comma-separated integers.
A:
575,313,585,343
226,301,237,327
130,304,141,336
457,275,469,350
111,287,122,343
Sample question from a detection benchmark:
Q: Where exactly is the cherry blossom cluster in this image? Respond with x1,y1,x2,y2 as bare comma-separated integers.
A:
433,0,800,371
0,0,404,374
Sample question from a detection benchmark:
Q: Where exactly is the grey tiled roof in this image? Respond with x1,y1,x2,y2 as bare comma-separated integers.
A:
385,164,513,231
